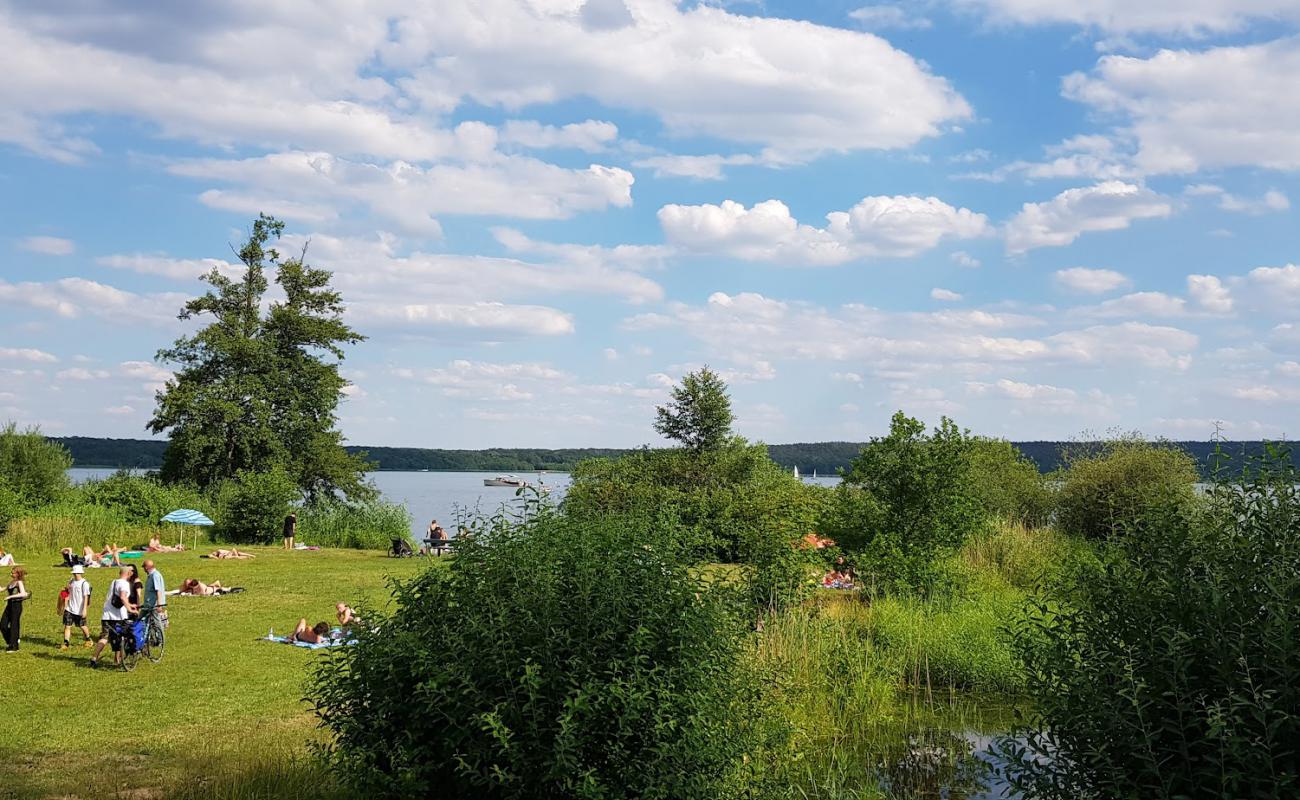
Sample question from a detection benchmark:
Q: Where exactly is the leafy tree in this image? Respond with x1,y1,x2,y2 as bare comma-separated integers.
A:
214,467,299,544
654,367,734,452
148,215,373,500
966,438,1052,527
0,422,72,508
1054,435,1198,540
826,412,985,592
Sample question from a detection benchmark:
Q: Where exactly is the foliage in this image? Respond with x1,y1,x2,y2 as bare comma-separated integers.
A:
828,412,986,593
958,522,1094,593
149,214,373,501
295,498,411,550
214,467,300,544
312,510,774,800
653,366,735,452
0,422,72,511
1053,434,1199,540
566,441,825,563
966,438,1053,527
1005,446,1300,799
79,470,213,527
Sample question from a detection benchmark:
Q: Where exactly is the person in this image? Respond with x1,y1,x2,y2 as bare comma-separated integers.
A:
207,548,255,560
62,565,94,650
90,567,136,668
2,567,30,652
336,603,360,627
177,578,237,596
288,619,331,644
0,547,14,566
145,535,184,553
141,559,167,629
124,565,144,622
81,544,122,568
283,513,297,551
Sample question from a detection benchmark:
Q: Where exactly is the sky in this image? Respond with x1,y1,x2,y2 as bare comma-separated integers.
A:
1,0,1298,449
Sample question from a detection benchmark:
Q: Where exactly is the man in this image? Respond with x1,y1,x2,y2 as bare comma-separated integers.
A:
61,565,94,650
90,566,135,669
141,559,167,630
283,512,297,550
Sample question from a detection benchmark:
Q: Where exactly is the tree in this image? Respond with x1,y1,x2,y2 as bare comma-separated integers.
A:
148,214,373,500
0,423,72,528
1054,435,1198,540
653,367,734,452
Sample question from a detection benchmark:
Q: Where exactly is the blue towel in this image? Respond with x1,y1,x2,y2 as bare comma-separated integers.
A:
261,634,355,650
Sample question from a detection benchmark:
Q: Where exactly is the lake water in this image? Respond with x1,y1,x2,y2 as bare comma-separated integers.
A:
68,468,843,538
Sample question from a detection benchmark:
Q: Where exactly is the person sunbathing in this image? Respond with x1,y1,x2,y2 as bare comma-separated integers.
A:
336,603,360,627
289,619,332,644
177,578,236,596
146,535,186,553
74,544,122,567
207,548,255,560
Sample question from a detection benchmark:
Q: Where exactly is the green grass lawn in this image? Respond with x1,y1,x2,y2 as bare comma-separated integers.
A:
0,545,428,799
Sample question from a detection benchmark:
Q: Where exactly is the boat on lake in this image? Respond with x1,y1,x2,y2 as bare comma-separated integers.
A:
483,474,527,488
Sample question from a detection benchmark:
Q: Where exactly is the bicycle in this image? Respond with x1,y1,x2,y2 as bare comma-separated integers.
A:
142,607,166,664
117,610,165,672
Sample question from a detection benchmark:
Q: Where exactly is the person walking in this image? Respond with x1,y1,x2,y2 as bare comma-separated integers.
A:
62,565,94,650
2,567,30,652
282,513,297,550
141,559,167,630
90,567,135,669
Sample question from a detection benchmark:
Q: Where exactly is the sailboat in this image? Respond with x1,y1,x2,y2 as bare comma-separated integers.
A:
793,465,800,479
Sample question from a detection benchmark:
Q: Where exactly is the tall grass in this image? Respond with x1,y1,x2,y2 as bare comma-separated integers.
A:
1,501,159,553
295,499,411,550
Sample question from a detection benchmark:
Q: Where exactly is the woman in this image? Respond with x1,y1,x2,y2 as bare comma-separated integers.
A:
2,567,30,652
146,535,184,553
125,565,144,621
178,578,234,596
207,548,255,560
0,547,14,567
336,603,360,627
288,619,332,644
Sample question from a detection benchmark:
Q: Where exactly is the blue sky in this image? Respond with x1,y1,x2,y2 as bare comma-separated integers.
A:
1,0,1298,448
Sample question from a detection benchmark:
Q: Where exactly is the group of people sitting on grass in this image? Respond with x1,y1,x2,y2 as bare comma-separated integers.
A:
286,603,361,644
821,558,857,590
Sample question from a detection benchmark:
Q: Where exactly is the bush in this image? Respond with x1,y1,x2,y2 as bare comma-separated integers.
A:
311,510,774,799
80,470,213,528
826,412,986,593
0,422,72,509
565,440,824,563
1054,436,1199,540
214,468,300,544
1006,446,1300,799
967,438,1052,527
296,499,411,550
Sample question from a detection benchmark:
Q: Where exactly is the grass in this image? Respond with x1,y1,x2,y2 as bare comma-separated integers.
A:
0,544,428,799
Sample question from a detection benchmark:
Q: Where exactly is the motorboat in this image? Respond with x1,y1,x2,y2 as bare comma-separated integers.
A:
483,474,527,488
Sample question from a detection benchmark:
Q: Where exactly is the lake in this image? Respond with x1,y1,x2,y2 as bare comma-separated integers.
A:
69,468,841,538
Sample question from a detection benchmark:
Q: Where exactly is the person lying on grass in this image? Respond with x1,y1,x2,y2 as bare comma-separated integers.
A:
289,619,332,644
0,547,14,566
176,578,241,596
145,535,185,553
62,545,123,568
206,548,255,560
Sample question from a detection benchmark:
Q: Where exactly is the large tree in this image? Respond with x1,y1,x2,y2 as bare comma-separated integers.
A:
653,367,734,452
148,214,373,501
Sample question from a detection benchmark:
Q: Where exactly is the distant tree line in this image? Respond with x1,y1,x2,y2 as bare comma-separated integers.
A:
49,436,1296,477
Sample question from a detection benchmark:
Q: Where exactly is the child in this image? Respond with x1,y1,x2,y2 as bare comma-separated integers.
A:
62,565,94,650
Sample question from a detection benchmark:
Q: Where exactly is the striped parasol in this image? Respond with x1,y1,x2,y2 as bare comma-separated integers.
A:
160,509,214,526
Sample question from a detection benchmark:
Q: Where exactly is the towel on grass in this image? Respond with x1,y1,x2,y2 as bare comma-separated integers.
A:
261,633,356,650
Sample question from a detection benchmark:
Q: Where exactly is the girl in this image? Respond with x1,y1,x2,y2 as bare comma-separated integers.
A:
125,565,144,621
2,567,30,652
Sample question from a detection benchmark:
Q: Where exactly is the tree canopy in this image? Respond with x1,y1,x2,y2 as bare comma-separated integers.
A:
653,367,734,452
148,214,373,501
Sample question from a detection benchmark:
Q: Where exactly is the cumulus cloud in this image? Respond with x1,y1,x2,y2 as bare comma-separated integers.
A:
1046,322,1197,370
1005,181,1172,254
0,277,187,324
848,5,932,30
1246,264,1300,303
0,347,58,363
931,288,963,302
950,251,981,268
393,360,571,402
1064,39,1300,174
659,196,990,266
1186,274,1233,313
97,254,242,281
953,0,1300,36
630,153,760,181
349,301,574,339
498,120,618,152
1186,184,1290,215
1055,267,1131,294
18,235,75,255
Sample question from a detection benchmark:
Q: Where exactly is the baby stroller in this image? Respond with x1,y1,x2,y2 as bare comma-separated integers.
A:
389,538,415,558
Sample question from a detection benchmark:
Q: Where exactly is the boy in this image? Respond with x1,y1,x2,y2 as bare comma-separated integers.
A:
61,564,94,650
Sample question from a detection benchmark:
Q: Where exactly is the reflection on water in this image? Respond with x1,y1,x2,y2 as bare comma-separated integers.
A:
874,728,1014,800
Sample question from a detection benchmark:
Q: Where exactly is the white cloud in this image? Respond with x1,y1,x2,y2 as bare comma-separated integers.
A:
950,251,981,268
103,405,136,416
848,5,932,31
953,0,1300,36
1246,264,1300,303
1064,39,1300,174
1046,322,1197,370
1277,361,1300,377
18,235,75,255
55,368,110,381
0,277,187,324
394,360,571,402
931,288,963,302
498,120,618,152
0,347,58,363
1186,274,1233,313
97,254,242,281
1185,184,1290,214
660,195,989,266
1005,181,1172,254
1055,267,1131,294
960,135,1137,183
630,153,759,181
349,301,574,339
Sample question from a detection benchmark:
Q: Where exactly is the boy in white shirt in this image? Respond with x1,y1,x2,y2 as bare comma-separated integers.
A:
90,567,135,669
61,565,94,650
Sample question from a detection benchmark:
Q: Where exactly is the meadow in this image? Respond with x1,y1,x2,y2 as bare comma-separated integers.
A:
0,545,426,799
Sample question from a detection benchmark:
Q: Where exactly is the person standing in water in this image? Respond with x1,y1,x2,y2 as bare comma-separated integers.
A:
2,567,30,652
283,513,297,551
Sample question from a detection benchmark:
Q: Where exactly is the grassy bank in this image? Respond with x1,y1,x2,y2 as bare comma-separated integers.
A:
0,546,426,799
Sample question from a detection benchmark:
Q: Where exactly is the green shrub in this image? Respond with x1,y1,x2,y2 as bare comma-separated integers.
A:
967,438,1052,527
80,470,213,527
214,467,300,544
311,510,774,799
959,522,1094,593
0,422,72,508
1006,446,1300,799
827,412,986,593
296,498,411,550
1054,435,1199,540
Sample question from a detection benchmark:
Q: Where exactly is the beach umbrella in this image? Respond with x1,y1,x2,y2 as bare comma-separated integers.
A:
160,509,214,549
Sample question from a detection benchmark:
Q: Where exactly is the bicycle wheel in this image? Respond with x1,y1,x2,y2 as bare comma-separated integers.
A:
146,616,165,663
121,641,138,672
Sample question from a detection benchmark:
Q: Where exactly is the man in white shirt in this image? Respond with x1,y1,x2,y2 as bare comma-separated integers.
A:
62,565,94,650
90,567,135,669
